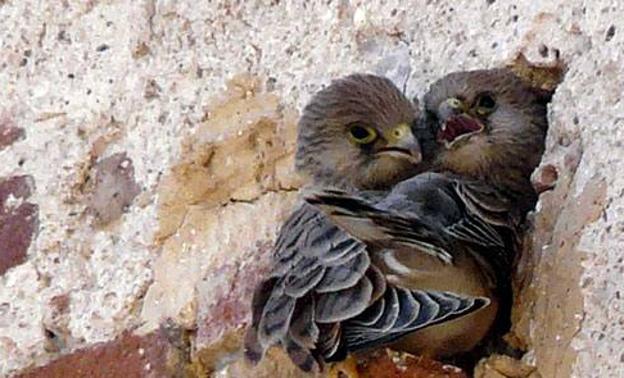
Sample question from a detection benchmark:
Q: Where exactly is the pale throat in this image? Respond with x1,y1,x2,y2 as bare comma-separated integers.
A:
438,139,536,197
437,136,492,179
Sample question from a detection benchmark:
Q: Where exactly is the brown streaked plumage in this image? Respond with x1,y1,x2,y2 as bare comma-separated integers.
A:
306,174,503,359
307,68,553,361
244,74,489,374
295,73,422,191
422,68,553,357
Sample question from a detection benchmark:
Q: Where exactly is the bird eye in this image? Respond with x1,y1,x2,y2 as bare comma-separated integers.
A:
475,93,496,115
348,124,377,144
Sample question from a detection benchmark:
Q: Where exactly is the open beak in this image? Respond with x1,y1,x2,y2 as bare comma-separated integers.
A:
436,98,485,149
376,123,422,165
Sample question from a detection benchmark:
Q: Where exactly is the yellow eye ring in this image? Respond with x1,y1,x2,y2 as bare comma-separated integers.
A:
348,124,377,144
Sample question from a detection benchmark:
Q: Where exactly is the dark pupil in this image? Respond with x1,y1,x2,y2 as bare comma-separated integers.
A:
350,126,370,140
478,94,496,108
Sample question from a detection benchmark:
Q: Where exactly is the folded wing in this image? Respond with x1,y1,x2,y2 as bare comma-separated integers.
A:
244,202,488,371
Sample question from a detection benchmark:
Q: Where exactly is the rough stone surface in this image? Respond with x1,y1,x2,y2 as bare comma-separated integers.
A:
475,354,538,378
87,152,141,226
0,1,623,377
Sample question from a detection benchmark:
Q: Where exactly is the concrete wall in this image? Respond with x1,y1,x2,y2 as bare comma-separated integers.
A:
1,1,622,377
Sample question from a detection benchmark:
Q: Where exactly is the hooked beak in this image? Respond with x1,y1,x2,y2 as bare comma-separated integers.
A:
436,98,485,149
376,123,422,165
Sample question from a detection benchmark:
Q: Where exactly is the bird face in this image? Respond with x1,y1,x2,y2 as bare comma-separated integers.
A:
432,92,496,149
296,74,422,190
423,68,551,188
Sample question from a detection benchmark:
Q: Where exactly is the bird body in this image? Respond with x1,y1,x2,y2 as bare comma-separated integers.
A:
244,69,552,372
245,74,489,372
306,172,513,358
245,199,488,371
303,67,553,364
385,253,497,357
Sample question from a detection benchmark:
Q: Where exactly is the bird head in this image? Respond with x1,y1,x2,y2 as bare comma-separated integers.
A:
296,74,423,190
423,68,553,192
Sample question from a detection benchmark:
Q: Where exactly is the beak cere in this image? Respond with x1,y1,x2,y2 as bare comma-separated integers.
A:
376,124,422,165
437,114,484,148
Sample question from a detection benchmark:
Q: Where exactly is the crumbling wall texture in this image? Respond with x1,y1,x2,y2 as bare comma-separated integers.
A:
0,1,622,377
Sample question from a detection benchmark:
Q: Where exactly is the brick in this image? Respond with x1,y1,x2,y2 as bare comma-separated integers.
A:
0,175,38,276
17,325,190,378
0,113,24,151
356,350,468,378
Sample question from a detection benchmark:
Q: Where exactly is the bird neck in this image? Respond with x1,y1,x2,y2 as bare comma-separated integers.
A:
433,155,538,213
431,136,542,213
483,171,538,213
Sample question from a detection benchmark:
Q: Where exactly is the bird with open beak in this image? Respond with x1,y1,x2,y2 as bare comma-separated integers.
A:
244,74,489,376
422,68,550,213
306,68,553,370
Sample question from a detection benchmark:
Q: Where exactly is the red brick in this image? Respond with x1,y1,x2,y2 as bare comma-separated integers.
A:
17,325,190,378
0,175,38,276
0,113,24,151
357,350,467,378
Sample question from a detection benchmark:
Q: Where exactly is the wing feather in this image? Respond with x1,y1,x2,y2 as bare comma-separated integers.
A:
316,250,370,293
248,173,518,371
316,275,373,323
343,288,489,351
247,204,377,370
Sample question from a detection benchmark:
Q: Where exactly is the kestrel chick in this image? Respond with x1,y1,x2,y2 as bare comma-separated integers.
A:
307,68,553,359
295,73,423,190
423,68,551,214
244,74,488,373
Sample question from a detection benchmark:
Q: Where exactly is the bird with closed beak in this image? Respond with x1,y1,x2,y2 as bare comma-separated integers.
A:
306,68,553,367
244,74,490,376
